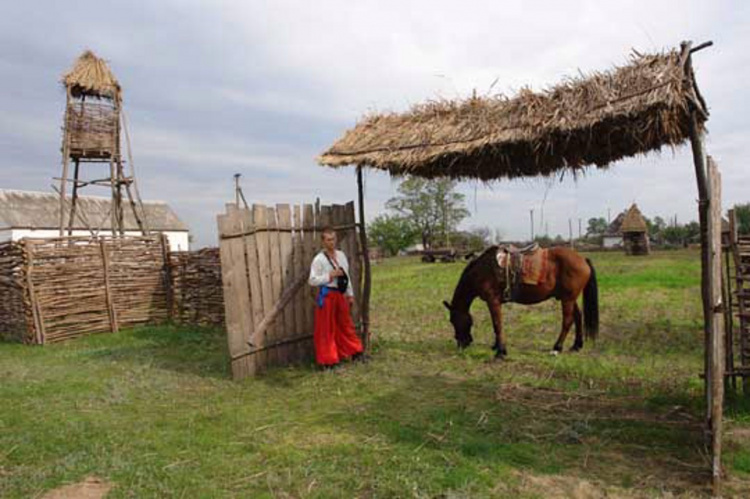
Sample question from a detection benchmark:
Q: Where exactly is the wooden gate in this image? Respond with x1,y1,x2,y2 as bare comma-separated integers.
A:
218,201,362,379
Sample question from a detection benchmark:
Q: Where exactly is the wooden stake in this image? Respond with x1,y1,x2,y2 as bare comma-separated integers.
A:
100,239,119,334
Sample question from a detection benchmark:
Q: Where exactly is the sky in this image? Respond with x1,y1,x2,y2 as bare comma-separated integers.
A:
0,1,748,248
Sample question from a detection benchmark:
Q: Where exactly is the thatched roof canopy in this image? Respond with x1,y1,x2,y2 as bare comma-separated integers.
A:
62,51,121,101
318,47,705,181
620,204,648,233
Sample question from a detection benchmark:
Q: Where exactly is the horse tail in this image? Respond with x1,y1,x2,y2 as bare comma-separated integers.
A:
583,258,599,341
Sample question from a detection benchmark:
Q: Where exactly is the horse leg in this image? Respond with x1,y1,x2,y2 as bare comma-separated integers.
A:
488,299,507,359
570,303,583,351
552,300,575,354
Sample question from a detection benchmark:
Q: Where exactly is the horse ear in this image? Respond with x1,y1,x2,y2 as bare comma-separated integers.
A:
443,300,452,311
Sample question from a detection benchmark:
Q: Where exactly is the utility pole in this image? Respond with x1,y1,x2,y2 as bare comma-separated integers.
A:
578,218,582,239
530,209,534,241
607,208,611,224
234,173,241,207
569,218,573,247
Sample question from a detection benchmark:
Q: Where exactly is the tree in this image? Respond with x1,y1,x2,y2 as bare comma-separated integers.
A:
586,217,608,237
735,203,750,235
386,177,470,249
368,215,418,257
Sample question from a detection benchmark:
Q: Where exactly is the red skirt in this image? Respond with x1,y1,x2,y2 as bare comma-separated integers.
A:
314,290,363,365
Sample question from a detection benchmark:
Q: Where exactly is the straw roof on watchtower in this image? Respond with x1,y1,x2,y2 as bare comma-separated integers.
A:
63,50,121,101
319,48,705,180
621,203,650,255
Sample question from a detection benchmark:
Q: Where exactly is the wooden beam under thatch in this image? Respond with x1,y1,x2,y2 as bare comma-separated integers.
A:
318,47,706,181
62,50,121,100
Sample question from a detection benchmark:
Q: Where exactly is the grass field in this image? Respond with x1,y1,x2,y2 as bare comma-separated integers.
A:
2,249,750,497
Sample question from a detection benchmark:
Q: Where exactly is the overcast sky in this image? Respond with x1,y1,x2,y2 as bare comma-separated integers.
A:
1,1,748,247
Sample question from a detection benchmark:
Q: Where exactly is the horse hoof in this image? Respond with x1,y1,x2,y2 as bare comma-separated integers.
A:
549,350,559,357
570,346,582,353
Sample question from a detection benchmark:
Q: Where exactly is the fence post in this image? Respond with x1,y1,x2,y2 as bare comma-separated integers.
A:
160,234,175,321
99,238,119,334
23,241,46,344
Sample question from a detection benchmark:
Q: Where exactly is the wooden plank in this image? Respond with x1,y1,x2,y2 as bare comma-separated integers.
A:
277,204,296,347
242,208,264,346
267,206,284,366
217,209,254,378
253,205,274,373
707,156,725,493
292,205,306,361
302,204,316,359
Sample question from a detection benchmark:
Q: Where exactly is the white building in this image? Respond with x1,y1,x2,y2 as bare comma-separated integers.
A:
602,211,626,249
0,189,189,252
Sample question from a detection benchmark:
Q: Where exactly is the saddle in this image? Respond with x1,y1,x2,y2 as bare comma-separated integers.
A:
495,243,547,301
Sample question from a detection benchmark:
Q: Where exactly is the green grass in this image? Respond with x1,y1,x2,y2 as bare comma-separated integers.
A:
1,249,749,497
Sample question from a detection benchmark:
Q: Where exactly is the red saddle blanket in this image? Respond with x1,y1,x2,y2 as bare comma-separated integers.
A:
496,247,548,285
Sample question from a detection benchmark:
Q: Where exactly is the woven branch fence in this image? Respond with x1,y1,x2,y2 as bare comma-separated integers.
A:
0,236,224,344
0,242,27,342
170,247,224,326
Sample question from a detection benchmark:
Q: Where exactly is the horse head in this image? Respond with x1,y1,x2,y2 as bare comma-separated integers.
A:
443,300,473,348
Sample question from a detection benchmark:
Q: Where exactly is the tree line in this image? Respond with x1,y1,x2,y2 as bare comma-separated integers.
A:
368,177,750,256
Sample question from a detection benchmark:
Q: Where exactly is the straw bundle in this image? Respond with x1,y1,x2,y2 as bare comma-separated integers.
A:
319,48,704,180
62,50,121,100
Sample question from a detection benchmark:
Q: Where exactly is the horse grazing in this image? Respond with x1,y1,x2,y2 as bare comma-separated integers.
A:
443,246,598,359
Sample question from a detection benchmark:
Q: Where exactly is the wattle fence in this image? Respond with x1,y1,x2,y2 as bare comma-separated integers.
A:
0,236,224,344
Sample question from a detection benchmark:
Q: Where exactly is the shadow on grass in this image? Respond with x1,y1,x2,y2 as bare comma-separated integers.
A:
85,323,231,379
332,372,710,494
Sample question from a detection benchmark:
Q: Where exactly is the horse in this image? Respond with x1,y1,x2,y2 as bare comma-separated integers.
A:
443,245,598,359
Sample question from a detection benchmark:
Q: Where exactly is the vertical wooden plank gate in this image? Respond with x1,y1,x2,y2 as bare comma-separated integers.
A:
218,201,363,379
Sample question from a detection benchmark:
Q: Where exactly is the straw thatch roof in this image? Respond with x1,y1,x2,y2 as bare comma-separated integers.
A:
62,51,121,100
319,47,704,180
620,204,648,233
0,189,187,232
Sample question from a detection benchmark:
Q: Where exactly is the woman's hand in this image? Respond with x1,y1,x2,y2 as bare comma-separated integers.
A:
329,268,344,280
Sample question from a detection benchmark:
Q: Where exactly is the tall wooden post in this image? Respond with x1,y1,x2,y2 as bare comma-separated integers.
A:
357,166,372,352
684,39,724,496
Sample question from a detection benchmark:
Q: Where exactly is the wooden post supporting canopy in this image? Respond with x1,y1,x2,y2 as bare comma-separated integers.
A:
683,39,724,496
357,166,372,352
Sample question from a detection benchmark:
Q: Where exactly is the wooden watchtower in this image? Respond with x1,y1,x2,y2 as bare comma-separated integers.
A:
58,51,148,236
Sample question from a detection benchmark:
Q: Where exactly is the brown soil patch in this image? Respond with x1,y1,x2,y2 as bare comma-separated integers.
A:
41,476,113,499
499,470,703,498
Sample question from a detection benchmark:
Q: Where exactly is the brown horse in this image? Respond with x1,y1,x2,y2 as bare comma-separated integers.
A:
443,246,598,359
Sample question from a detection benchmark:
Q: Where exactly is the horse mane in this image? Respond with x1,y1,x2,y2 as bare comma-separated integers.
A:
451,246,499,306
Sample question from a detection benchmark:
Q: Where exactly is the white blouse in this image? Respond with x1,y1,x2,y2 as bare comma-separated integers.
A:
308,250,354,297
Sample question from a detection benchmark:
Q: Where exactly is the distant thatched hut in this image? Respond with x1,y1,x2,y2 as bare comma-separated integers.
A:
621,204,650,255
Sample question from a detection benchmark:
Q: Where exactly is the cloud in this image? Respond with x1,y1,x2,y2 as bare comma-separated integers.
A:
0,1,747,247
